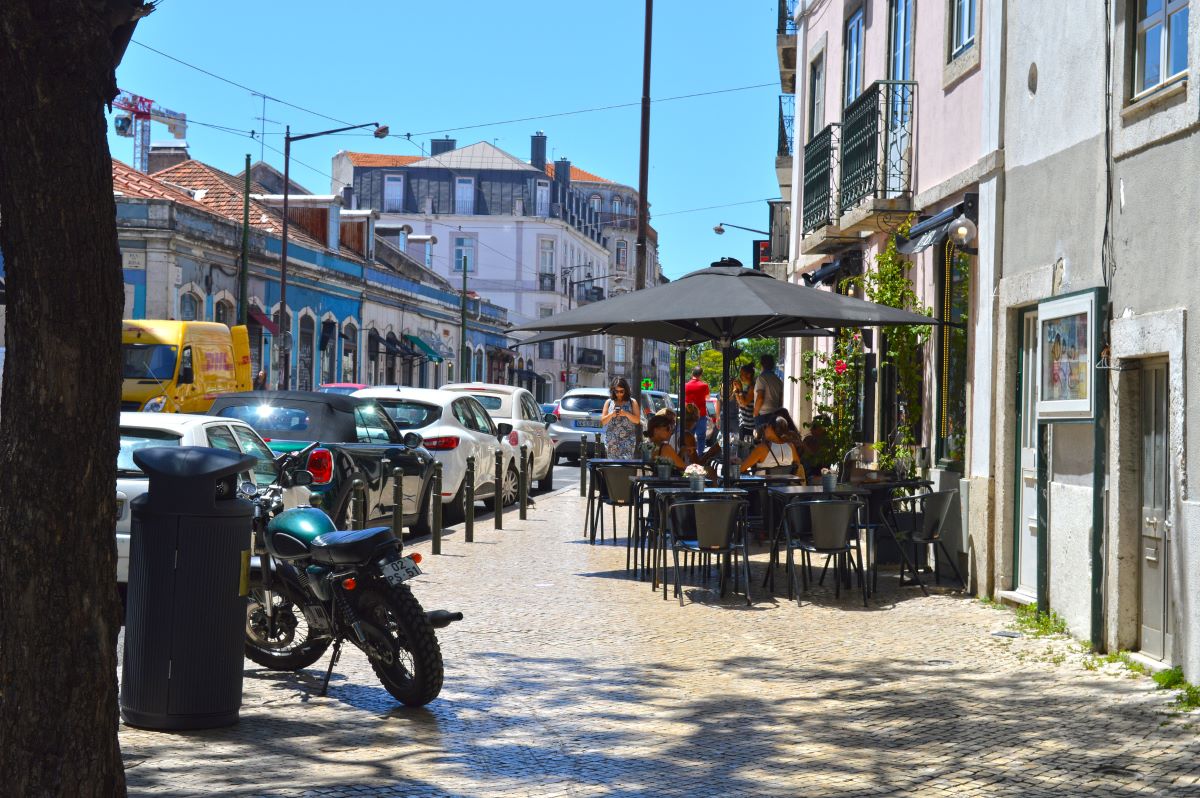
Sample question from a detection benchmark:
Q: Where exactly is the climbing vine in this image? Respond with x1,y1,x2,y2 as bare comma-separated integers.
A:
799,330,864,468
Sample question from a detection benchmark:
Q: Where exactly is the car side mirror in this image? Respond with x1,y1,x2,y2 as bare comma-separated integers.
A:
544,413,557,424
291,469,314,487
496,422,513,437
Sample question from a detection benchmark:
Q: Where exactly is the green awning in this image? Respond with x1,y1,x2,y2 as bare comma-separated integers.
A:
403,333,443,363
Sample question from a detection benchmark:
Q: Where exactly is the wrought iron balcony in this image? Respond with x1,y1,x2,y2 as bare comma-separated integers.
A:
839,80,917,216
802,123,841,233
538,272,557,292
574,285,605,305
777,0,798,34
577,348,605,369
778,95,795,158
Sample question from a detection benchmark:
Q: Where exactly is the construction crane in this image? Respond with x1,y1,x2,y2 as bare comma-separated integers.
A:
112,89,187,173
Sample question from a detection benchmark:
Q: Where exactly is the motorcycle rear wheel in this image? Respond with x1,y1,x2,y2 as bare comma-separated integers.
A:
355,585,444,707
244,588,331,671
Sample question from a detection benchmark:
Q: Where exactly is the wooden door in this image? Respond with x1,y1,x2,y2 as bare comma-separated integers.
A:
1140,360,1171,660
1016,311,1039,596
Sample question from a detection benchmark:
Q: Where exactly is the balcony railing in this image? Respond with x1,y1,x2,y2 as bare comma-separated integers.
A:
803,123,841,233
777,0,798,34
538,272,557,291
778,95,795,158
839,80,917,215
574,285,606,305
577,348,605,369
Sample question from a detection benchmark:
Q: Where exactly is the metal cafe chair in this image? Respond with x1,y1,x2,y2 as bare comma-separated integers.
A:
594,463,650,547
666,497,752,607
882,490,963,595
783,499,867,607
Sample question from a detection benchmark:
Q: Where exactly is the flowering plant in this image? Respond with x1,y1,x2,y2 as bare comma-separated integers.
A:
683,463,707,478
820,467,832,476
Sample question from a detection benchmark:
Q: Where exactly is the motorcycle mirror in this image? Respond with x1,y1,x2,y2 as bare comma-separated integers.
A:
238,481,259,499
402,432,424,449
291,469,314,487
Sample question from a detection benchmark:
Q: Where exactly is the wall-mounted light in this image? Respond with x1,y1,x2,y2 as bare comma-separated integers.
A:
950,215,977,248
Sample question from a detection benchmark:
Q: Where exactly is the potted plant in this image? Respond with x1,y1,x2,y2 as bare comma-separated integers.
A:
684,463,707,492
654,457,674,479
820,467,837,492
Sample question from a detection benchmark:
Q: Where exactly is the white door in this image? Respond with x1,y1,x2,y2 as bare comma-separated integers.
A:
455,177,475,215
1140,360,1172,661
1016,311,1039,596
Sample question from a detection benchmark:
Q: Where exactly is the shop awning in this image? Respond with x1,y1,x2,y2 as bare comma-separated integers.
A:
895,198,974,255
383,335,415,358
319,320,338,349
403,333,443,363
803,250,863,287
247,305,278,335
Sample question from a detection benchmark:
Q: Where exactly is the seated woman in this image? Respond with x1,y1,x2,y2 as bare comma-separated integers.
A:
680,403,701,464
740,416,806,480
646,413,686,472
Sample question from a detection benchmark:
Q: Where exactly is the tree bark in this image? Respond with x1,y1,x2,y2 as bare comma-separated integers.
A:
0,2,131,793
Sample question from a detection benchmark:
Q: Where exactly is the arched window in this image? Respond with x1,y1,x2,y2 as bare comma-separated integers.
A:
611,197,622,218
179,293,200,321
298,316,316,392
589,194,602,213
214,299,233,326
342,323,358,383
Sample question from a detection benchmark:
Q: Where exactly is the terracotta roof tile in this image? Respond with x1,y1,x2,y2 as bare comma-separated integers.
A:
112,159,211,211
342,152,423,168
544,163,612,184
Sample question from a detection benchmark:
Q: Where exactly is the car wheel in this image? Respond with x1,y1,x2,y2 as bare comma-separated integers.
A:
442,480,465,525
408,482,433,537
537,456,554,492
484,464,519,510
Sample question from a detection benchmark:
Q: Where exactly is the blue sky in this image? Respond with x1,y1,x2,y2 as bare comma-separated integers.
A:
107,0,783,279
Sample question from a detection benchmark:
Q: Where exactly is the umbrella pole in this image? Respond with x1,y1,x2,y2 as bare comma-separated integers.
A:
721,344,733,487
676,345,686,454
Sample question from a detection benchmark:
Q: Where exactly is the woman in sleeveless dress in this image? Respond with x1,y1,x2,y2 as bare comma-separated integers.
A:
740,416,806,480
600,377,640,459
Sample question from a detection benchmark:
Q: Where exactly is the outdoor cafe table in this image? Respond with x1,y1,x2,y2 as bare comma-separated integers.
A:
763,484,870,592
645,485,749,599
584,458,647,543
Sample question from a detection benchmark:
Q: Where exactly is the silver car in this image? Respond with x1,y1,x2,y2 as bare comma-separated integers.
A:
549,387,668,462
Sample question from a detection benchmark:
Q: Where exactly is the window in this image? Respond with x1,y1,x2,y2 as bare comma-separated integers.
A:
615,240,628,271
936,241,970,467
455,176,475,214
118,428,181,473
612,196,623,218
342,323,357,382
453,236,476,272
383,175,404,213
844,8,865,106
808,53,826,139
950,0,977,60
214,299,233,326
891,0,915,81
589,194,602,213
355,404,400,443
205,425,239,452
535,180,550,216
231,424,279,487
179,293,200,321
538,238,555,273
614,337,626,363
376,399,440,429
1135,0,1189,95
538,341,555,359
466,399,496,434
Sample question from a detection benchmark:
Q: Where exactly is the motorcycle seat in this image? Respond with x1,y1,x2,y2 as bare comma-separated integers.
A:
309,526,397,566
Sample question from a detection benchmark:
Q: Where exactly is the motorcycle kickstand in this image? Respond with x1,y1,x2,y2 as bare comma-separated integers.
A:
319,640,343,697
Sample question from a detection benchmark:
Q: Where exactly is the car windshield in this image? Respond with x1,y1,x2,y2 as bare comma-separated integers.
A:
469,394,504,412
217,404,311,434
560,395,606,413
374,399,440,430
118,428,182,474
122,344,178,380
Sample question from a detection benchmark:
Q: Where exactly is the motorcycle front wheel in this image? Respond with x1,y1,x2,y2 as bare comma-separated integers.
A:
355,585,444,707
244,587,331,670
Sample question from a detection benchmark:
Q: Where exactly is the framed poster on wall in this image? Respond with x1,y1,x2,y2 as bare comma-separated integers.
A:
1036,291,1097,420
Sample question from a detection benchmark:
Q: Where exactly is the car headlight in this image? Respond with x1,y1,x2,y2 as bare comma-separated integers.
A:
143,396,167,412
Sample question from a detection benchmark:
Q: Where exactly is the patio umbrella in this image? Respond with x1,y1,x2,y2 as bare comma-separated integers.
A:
510,261,934,483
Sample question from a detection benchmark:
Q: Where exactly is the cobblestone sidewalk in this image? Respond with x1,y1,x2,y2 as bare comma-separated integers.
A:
120,485,1200,797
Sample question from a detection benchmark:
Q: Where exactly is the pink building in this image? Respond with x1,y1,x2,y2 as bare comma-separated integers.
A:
782,0,1003,581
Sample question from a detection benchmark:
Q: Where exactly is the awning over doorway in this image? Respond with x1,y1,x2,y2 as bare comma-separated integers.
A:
383,335,415,358
403,333,443,363
247,305,278,334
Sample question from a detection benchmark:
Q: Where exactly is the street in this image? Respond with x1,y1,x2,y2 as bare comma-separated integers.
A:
119,475,1200,797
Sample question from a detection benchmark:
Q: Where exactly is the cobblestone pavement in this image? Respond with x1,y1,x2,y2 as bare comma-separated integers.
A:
120,482,1200,797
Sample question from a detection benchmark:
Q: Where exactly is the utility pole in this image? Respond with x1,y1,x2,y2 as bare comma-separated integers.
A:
460,255,469,381
631,0,653,404
279,125,292,390
238,153,250,325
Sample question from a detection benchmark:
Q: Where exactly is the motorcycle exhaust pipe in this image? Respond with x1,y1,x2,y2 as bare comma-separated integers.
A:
425,610,463,629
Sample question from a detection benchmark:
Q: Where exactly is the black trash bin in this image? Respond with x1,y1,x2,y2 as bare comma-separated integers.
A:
120,446,256,730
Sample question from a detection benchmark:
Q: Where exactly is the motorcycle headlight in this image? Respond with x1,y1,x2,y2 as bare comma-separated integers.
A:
143,396,168,412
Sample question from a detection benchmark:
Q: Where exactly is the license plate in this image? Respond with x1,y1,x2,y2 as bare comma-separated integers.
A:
381,556,422,586
575,419,602,429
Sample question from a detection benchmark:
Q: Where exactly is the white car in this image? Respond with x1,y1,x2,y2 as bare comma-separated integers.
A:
116,412,312,585
441,383,556,493
353,387,518,523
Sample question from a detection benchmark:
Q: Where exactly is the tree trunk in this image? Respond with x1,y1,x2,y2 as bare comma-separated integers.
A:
0,2,130,793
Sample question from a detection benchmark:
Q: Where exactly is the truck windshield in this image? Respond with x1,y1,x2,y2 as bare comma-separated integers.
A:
123,344,178,380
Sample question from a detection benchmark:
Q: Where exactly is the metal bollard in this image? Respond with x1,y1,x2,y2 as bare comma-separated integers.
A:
389,463,403,541
431,462,443,555
519,444,529,520
494,448,504,530
464,455,475,543
579,435,589,497
352,476,367,531
594,432,602,459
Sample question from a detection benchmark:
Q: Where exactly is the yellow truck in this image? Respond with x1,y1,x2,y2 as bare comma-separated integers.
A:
122,320,252,413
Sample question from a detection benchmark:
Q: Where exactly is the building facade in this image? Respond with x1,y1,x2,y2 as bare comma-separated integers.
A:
332,133,670,401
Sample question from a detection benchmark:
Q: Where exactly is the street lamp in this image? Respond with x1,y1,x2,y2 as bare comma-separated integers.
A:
278,121,389,389
713,222,770,236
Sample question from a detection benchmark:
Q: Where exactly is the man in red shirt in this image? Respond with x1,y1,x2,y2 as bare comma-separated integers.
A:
684,366,710,450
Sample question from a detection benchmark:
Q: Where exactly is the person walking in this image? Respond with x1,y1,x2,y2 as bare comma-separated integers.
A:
753,353,784,432
684,366,710,452
600,377,640,460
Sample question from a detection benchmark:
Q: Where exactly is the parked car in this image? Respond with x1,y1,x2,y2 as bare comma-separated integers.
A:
208,390,436,534
548,388,609,462
318,383,368,395
442,383,556,492
540,401,558,417
353,387,519,523
643,390,676,416
115,412,312,585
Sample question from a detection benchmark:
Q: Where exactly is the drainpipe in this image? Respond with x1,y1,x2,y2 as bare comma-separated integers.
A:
784,0,813,416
